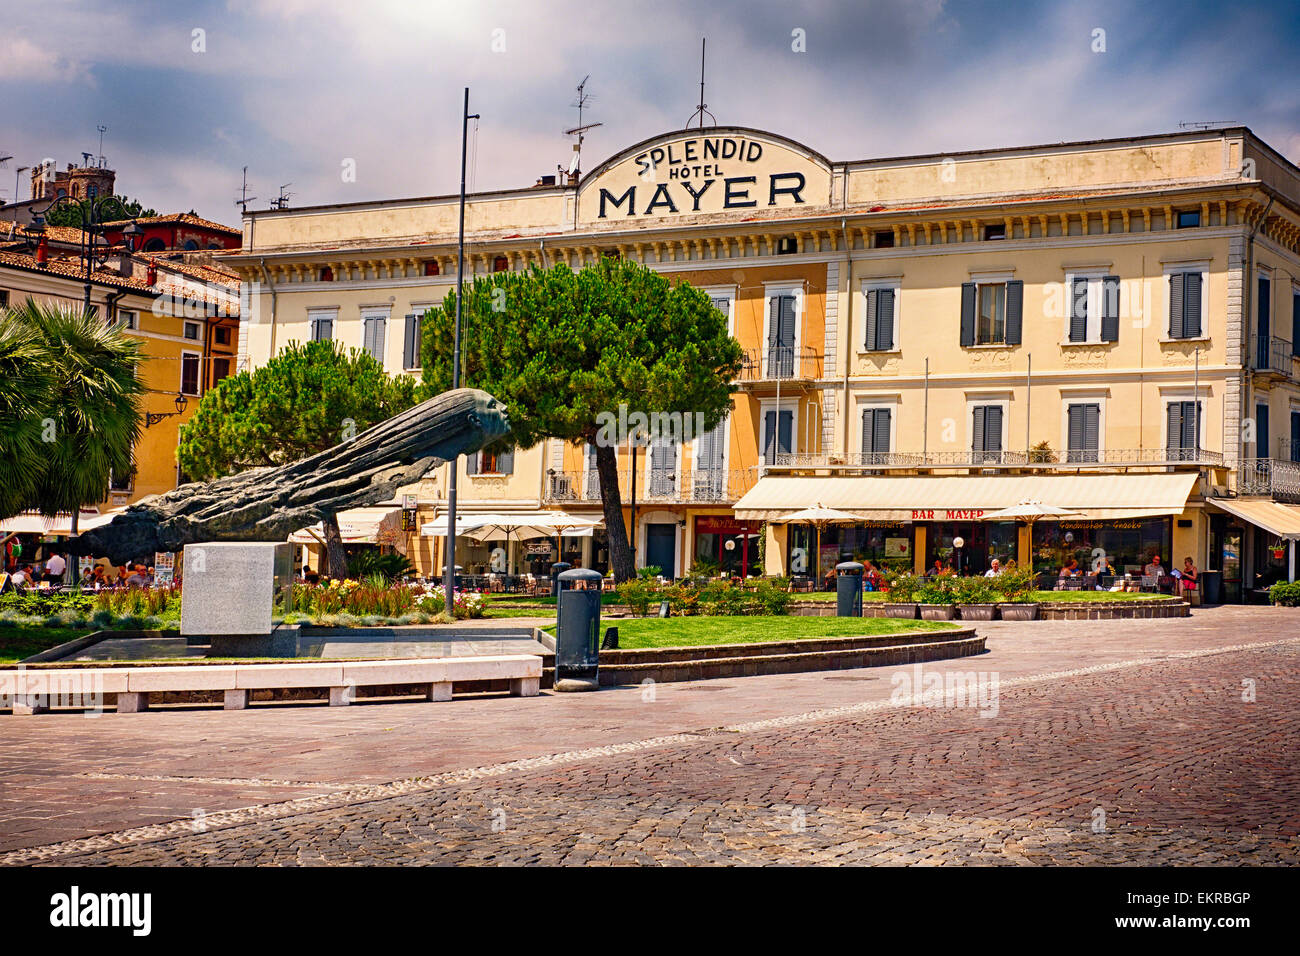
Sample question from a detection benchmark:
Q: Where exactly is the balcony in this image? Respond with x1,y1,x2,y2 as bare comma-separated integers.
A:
769,448,1226,472
1250,335,1291,377
1234,458,1300,502
543,467,759,504
737,345,823,384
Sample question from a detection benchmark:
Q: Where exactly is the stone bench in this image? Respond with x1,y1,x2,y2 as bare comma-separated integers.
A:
0,655,542,714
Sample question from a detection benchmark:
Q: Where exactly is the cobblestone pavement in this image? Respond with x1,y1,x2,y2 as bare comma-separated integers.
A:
2,607,1298,865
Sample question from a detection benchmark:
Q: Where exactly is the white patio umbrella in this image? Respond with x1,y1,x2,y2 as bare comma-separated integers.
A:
458,512,604,576
771,503,863,578
982,500,1081,579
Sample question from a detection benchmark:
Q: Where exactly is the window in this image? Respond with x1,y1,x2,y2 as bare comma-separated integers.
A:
648,440,677,496
766,292,798,377
143,238,165,252
180,351,201,396
182,239,199,251
709,294,734,335
362,311,387,362
1165,401,1202,458
1066,403,1100,463
116,310,136,330
776,236,797,255
694,419,727,499
109,458,134,492
1176,209,1200,229
1167,271,1203,338
971,405,1004,459
403,313,423,370
475,446,514,475
319,267,334,282
873,230,894,249
211,357,231,384
183,321,200,340
1067,274,1121,344
1291,411,1300,464
863,285,897,351
492,255,509,272
1255,274,1271,369
1293,290,1300,359
983,223,1006,241
423,260,440,276
961,280,1023,347
308,310,335,341
1256,402,1270,459
214,326,231,346
762,408,794,465
860,407,892,460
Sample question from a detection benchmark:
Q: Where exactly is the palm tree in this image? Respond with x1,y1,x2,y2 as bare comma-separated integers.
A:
6,300,144,537
0,310,54,519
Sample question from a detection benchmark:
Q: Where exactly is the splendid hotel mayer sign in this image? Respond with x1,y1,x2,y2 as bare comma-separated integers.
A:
576,127,832,223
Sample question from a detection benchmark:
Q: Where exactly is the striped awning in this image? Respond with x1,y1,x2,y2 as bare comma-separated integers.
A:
733,473,1199,522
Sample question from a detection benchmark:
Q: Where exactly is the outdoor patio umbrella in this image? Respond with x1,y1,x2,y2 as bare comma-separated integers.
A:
771,503,863,578
459,512,604,576
981,500,1081,577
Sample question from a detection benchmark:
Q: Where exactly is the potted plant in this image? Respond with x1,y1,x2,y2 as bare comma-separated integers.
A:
994,566,1040,620
954,574,999,620
916,575,957,620
881,570,920,618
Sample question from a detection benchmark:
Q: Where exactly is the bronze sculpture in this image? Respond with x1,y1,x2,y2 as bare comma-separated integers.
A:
73,387,510,564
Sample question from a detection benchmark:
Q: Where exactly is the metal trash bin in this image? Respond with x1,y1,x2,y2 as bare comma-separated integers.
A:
1199,569,1222,605
550,560,572,627
836,560,864,617
554,567,602,691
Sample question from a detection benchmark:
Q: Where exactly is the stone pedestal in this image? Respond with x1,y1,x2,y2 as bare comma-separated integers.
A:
180,542,294,656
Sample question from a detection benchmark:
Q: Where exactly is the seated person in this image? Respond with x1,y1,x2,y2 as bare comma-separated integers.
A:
984,558,1002,578
1143,555,1164,578
1058,558,1080,579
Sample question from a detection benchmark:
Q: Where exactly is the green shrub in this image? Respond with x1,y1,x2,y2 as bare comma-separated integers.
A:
953,575,998,604
636,565,663,581
616,579,661,616
346,550,416,581
883,570,921,603
992,566,1039,603
1268,581,1300,607
916,575,956,605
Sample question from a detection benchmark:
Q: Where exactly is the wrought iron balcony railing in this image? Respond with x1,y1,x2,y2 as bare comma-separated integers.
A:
1234,458,1300,502
543,467,759,504
770,448,1226,470
737,345,823,382
1251,334,1292,375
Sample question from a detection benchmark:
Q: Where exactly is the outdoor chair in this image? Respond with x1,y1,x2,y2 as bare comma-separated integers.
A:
1139,575,1160,592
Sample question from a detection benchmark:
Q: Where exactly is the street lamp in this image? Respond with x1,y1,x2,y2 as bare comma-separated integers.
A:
953,535,965,575
29,193,141,314
145,391,189,428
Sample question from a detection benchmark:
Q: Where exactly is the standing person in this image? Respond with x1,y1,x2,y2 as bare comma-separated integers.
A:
44,552,67,584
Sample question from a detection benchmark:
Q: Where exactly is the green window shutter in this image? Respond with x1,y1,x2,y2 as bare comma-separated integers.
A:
984,405,1003,451
1067,404,1085,454
1101,276,1120,342
876,288,895,350
861,409,872,455
864,289,878,351
1258,276,1271,340
1291,412,1300,463
873,408,891,454
972,406,987,453
763,410,777,464
960,282,976,347
403,314,421,370
1256,403,1270,458
1169,274,1185,338
1084,404,1100,453
1069,278,1089,342
1183,272,1202,337
1166,403,1182,453
1004,280,1023,345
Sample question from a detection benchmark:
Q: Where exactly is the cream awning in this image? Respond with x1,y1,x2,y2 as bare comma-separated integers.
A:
733,473,1199,521
289,507,405,548
1208,498,1300,539
0,508,119,536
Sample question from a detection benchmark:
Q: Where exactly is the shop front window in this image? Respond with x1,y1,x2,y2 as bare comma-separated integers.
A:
1032,518,1172,581
813,524,912,584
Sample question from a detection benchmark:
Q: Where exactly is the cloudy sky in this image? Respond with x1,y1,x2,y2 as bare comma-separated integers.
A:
3,0,1298,224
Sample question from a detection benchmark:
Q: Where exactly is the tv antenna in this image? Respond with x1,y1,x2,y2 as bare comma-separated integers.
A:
1178,120,1237,131
234,166,257,213
270,183,293,209
96,125,107,165
685,38,716,130
563,75,602,180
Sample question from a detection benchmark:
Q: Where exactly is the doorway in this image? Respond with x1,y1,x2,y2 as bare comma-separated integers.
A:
645,523,677,578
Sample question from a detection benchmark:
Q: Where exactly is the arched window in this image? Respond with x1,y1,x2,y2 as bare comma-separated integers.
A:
143,238,166,252
183,239,199,251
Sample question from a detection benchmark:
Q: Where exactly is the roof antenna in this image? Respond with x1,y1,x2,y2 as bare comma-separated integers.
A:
685,38,715,130
563,75,602,183
96,125,107,166
270,183,293,209
234,166,257,213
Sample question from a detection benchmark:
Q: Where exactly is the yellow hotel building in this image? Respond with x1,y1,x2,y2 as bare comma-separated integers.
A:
226,126,1300,601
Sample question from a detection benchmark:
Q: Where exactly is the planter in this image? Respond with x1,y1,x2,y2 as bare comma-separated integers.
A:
919,604,956,621
997,603,1040,621
957,603,998,621
881,602,918,619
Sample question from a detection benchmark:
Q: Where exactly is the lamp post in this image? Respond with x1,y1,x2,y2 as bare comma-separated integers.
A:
444,87,481,617
953,535,965,575
28,193,142,315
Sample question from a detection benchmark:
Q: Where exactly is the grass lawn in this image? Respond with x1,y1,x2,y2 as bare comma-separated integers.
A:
0,627,94,665
543,615,957,649
485,607,557,618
